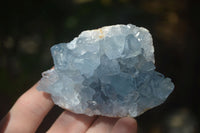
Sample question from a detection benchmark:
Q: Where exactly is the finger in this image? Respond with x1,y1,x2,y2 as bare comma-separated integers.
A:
111,117,137,133
86,116,118,133
1,83,54,133
47,110,96,133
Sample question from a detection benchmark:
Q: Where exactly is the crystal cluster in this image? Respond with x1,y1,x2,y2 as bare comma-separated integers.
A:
37,24,174,117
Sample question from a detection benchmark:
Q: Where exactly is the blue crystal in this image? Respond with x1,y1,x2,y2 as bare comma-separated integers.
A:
37,24,174,117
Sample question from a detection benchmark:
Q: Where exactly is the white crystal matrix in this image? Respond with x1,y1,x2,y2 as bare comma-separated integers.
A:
37,24,174,117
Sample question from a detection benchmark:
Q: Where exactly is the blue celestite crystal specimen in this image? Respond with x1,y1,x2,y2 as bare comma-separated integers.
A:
37,24,174,117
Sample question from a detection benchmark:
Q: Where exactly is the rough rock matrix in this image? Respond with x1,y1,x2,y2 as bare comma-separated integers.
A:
37,24,174,117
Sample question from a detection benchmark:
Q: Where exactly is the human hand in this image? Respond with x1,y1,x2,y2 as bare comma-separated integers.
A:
0,83,137,133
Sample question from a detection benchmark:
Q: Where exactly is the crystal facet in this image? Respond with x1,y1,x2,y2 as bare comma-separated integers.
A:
37,24,174,117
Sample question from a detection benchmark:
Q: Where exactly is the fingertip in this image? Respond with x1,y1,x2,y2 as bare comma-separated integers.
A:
5,83,54,132
111,117,137,133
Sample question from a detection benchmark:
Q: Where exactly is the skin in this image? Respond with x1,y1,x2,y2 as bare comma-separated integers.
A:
0,83,137,133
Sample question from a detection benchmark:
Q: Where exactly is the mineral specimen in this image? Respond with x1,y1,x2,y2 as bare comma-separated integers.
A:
37,24,174,117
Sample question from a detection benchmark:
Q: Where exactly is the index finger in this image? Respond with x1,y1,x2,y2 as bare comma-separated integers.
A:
0,83,54,133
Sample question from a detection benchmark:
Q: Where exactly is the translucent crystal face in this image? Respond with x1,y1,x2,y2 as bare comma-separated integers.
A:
37,24,174,117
